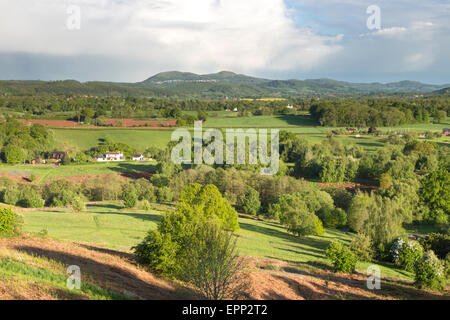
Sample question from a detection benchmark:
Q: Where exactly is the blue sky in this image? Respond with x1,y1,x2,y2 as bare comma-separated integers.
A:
0,0,449,84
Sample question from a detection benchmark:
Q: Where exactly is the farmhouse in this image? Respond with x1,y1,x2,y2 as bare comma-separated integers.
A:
346,128,356,134
443,128,450,136
48,151,68,161
132,154,144,161
96,151,125,162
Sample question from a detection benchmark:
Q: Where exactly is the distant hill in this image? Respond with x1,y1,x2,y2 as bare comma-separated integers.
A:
431,86,450,95
1,71,448,98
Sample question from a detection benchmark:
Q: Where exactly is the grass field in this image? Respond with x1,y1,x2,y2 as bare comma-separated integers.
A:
20,202,416,280
53,128,173,152
0,161,157,184
50,115,449,154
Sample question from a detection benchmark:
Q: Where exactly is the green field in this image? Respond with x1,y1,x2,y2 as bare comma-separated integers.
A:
0,161,157,184
53,128,173,152
50,115,449,154
20,202,415,280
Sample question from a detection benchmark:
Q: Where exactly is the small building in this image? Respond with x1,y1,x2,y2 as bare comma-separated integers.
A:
286,105,294,109
355,134,361,138
96,151,125,162
132,154,144,161
368,126,377,134
443,128,450,136
49,151,68,161
30,157,43,165
346,128,355,134
233,108,238,112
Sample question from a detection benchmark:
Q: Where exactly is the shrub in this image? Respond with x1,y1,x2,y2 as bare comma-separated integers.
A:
178,221,247,300
240,187,261,216
156,187,173,203
122,188,138,208
0,208,22,237
133,230,179,276
141,199,152,211
30,174,37,182
3,188,20,205
391,238,424,272
18,188,45,208
318,207,347,228
414,250,446,291
326,241,357,273
349,233,373,261
419,233,450,259
445,253,450,280
71,196,86,213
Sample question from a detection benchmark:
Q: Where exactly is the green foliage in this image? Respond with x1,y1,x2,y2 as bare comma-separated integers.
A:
3,145,24,164
17,187,44,208
156,187,173,202
0,208,22,237
323,187,353,211
318,208,347,229
349,233,373,261
178,221,245,300
414,250,446,291
418,169,450,224
419,233,450,259
122,187,138,208
348,193,407,259
240,187,261,216
133,229,180,276
134,184,240,278
2,188,20,205
326,241,357,273
391,238,424,272
71,196,86,213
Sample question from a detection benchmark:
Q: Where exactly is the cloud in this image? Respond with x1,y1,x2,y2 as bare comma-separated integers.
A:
0,0,342,80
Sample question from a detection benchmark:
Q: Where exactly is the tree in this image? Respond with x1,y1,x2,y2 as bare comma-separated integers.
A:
240,188,261,216
418,169,450,221
122,186,138,208
3,145,24,164
178,221,247,300
72,196,86,213
74,152,88,163
0,208,22,237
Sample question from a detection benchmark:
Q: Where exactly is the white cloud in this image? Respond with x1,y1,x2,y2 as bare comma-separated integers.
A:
0,0,342,78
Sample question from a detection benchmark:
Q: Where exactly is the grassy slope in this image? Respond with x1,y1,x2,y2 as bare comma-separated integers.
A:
0,161,157,184
53,128,173,151
20,202,415,280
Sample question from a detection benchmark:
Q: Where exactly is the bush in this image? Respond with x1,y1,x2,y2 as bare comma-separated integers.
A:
71,196,86,213
326,241,357,273
419,233,450,259
445,253,450,280
18,188,45,208
178,221,247,300
30,174,37,182
134,230,180,276
141,199,152,211
0,208,22,237
156,187,174,203
318,207,347,228
349,233,373,261
3,188,20,205
122,188,138,208
414,250,446,291
240,188,261,216
391,238,424,272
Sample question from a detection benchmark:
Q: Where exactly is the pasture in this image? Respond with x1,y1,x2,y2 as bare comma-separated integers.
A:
20,202,415,280
50,114,449,154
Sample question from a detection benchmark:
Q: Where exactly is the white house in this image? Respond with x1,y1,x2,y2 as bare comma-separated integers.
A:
233,108,238,112
286,105,294,109
96,151,125,162
132,154,144,161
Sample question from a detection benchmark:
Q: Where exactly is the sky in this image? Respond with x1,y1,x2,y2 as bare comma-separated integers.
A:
0,0,449,84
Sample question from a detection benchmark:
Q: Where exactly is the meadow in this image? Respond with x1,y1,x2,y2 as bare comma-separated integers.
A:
20,202,415,280
0,161,157,184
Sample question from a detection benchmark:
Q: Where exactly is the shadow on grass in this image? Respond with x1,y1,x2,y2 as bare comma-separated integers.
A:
278,262,449,300
14,245,195,300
